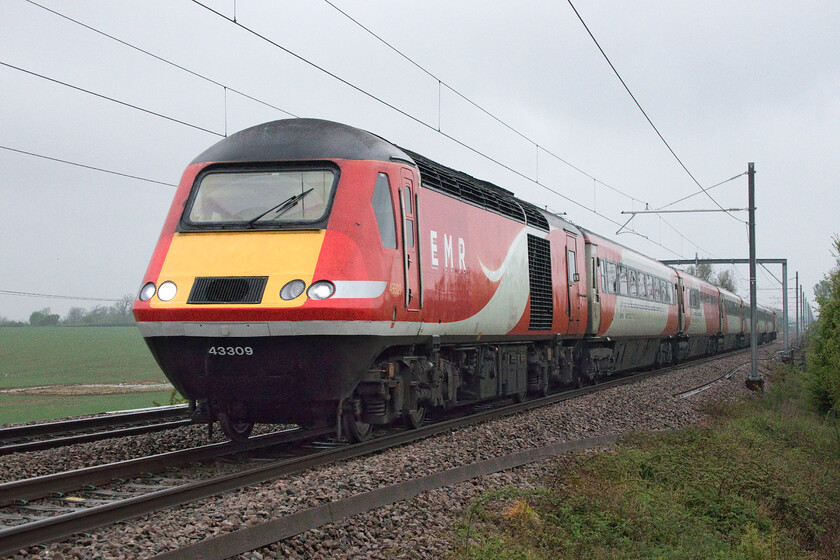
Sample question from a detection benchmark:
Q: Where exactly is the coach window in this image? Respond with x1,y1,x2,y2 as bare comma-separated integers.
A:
629,270,638,298
599,260,608,292
607,261,617,294
618,266,628,295
372,173,397,249
645,275,654,301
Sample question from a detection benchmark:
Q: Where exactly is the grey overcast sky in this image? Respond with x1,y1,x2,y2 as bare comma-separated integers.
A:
1,0,837,321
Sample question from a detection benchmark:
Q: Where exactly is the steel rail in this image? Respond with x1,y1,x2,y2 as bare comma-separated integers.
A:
0,427,320,506
675,363,746,399
0,405,191,455
0,345,765,555
154,433,623,560
674,355,770,399
0,419,194,455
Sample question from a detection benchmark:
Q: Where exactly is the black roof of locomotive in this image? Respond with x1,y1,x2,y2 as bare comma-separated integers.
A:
191,118,413,164
191,117,553,232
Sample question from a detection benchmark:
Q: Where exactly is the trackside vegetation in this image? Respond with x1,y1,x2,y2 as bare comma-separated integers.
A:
451,366,840,559
805,235,840,416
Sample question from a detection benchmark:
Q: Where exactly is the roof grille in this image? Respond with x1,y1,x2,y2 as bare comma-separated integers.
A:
402,149,549,232
527,235,553,330
188,277,268,304
521,203,549,231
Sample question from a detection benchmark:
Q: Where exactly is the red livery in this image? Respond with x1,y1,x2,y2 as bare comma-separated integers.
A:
133,119,776,441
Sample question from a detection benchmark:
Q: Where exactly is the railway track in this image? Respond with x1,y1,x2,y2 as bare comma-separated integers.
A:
674,347,776,399
0,405,192,456
0,348,759,556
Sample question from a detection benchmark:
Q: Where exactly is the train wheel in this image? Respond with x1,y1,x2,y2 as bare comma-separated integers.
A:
218,412,254,443
403,406,426,429
342,412,373,443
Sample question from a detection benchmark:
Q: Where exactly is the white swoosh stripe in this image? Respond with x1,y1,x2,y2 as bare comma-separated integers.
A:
479,229,529,282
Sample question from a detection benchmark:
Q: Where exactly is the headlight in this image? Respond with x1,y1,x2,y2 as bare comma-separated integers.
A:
280,279,306,300
139,282,156,301
307,280,335,300
157,281,178,301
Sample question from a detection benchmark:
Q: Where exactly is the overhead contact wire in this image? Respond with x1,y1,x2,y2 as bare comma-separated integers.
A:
566,0,745,224
190,0,687,258
0,61,224,137
10,1,693,260
322,0,647,207
656,172,747,211
23,0,298,120
0,145,176,187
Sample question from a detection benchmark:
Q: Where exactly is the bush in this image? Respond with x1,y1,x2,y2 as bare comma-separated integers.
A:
806,236,840,416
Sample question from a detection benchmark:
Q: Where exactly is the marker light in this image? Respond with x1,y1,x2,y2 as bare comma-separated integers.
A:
307,280,335,300
280,279,306,300
157,281,178,301
139,282,156,301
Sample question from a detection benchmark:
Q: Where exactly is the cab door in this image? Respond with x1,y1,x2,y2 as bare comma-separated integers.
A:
399,168,421,311
677,277,687,334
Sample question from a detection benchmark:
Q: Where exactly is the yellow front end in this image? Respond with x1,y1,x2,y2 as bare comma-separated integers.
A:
149,230,326,311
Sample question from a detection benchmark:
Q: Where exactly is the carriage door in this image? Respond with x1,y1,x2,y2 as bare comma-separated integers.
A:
676,278,687,333
400,168,421,311
566,235,582,328
584,242,601,335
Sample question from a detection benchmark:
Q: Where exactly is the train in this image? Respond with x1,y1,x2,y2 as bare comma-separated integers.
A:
132,118,777,442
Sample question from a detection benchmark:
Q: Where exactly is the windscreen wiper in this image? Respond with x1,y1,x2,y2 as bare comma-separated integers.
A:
247,188,314,226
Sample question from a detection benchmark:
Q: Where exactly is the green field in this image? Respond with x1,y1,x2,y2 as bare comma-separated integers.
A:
0,327,173,425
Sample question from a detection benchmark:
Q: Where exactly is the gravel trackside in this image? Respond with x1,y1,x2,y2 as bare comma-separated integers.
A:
5,343,780,559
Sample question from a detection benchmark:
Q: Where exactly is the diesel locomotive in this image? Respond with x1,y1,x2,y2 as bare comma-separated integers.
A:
132,119,776,442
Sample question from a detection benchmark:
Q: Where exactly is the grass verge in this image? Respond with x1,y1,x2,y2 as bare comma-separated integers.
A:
0,391,174,424
0,326,166,389
0,326,171,424
451,366,840,560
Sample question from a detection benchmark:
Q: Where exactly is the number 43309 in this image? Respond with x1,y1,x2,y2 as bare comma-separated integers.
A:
208,346,253,356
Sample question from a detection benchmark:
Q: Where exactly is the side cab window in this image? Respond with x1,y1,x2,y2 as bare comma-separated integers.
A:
372,173,397,249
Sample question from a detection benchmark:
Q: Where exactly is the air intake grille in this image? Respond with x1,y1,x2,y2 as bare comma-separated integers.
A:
527,235,553,330
521,203,549,231
188,276,268,304
400,149,550,232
